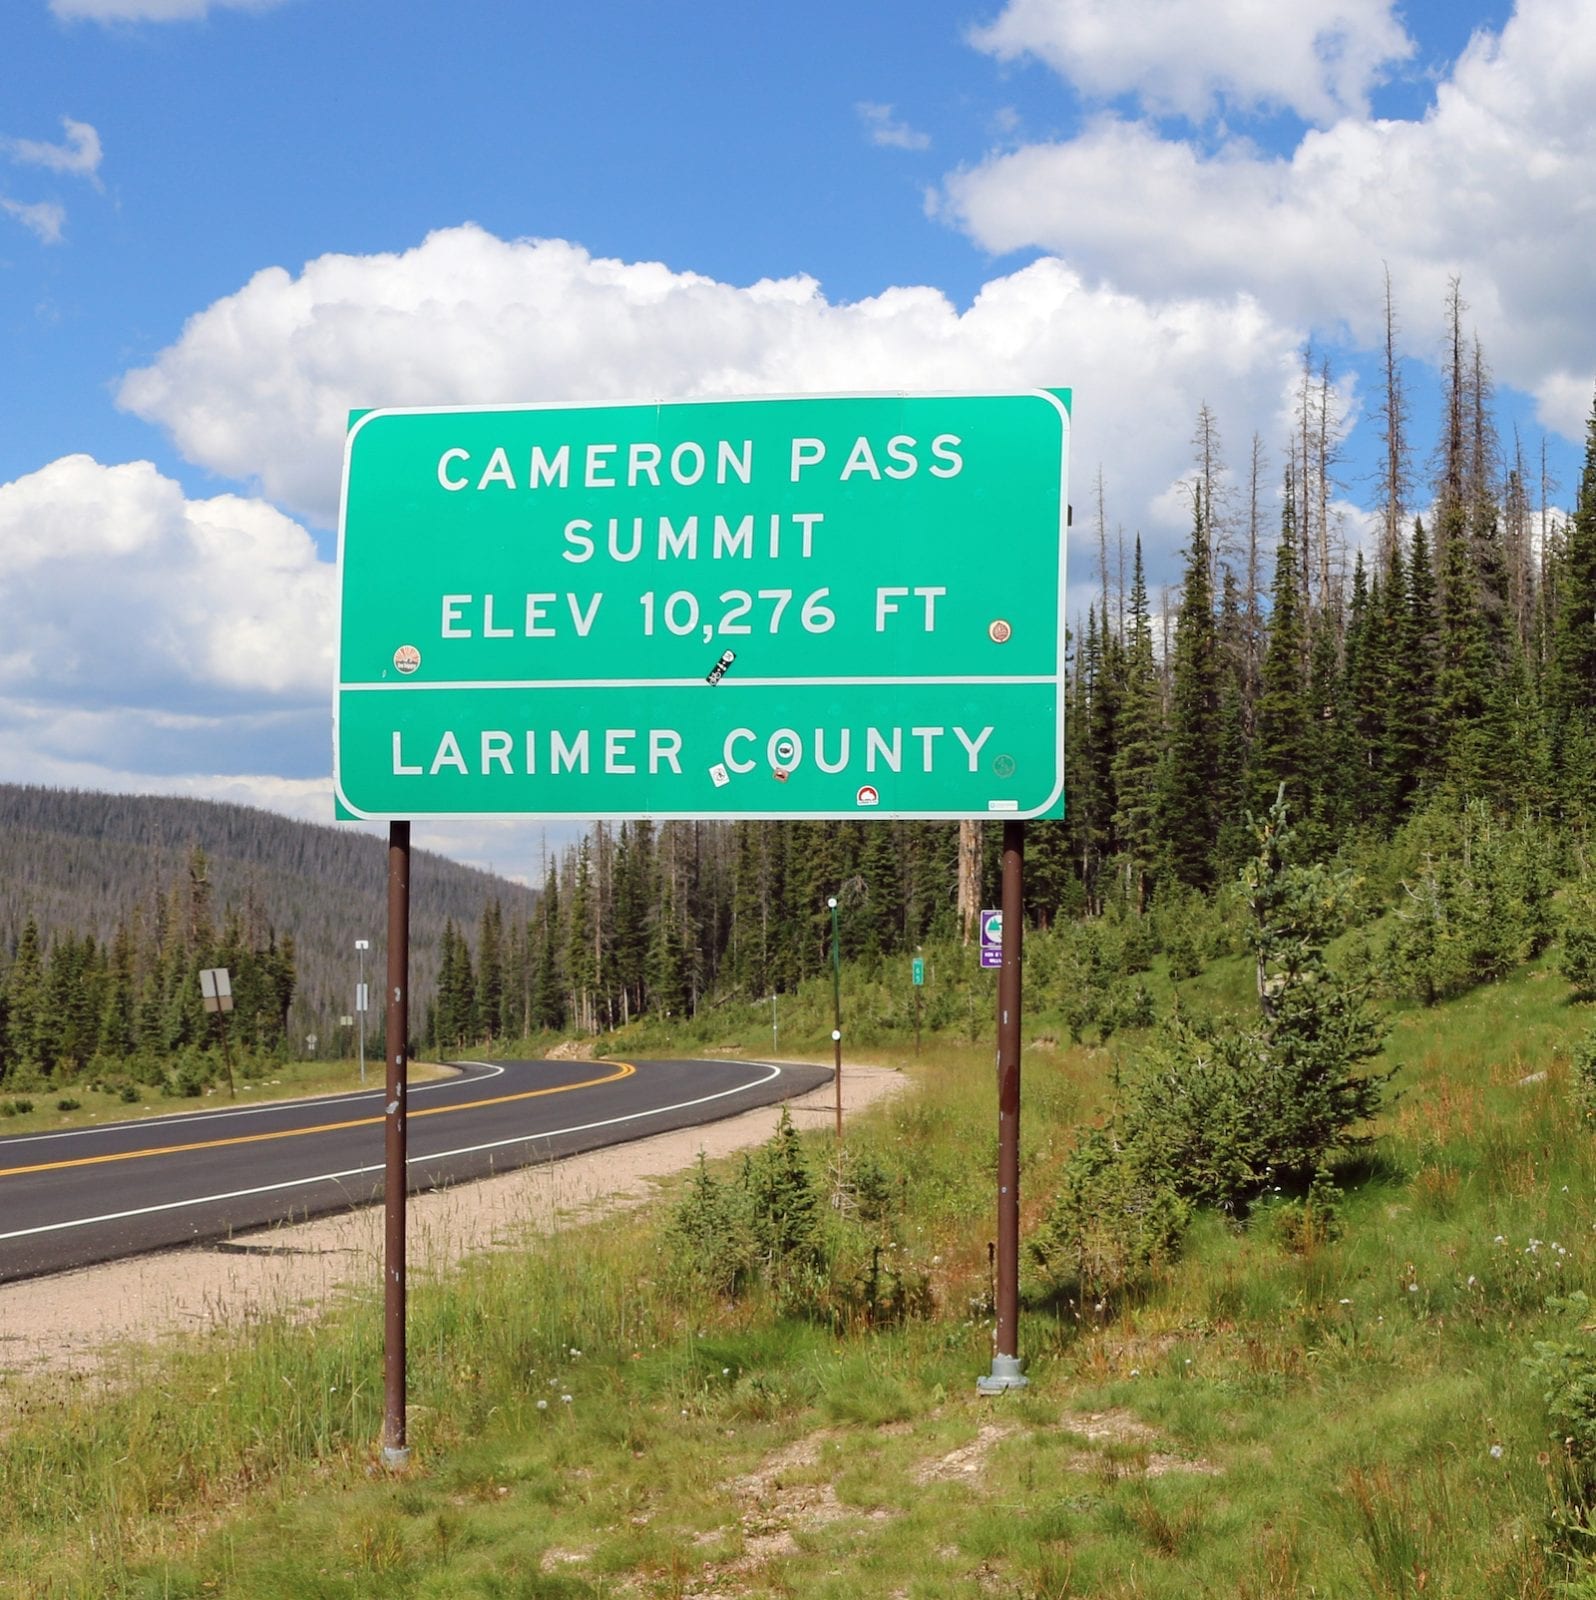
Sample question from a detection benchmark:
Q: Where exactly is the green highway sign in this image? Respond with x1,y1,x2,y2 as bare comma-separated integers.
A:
912,957,925,986
334,391,1070,821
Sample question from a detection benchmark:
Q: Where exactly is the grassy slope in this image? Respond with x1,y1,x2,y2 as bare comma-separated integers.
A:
3,942,1595,1598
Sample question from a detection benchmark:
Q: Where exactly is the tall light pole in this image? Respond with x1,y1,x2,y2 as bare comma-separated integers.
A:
355,938,370,1086
828,895,842,1141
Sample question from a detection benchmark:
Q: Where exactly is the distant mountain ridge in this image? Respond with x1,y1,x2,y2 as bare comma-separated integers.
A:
0,784,540,1048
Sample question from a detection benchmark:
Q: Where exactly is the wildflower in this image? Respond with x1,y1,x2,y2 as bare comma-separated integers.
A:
1490,1444,1504,1459
1408,1283,1419,1293
537,1400,548,1411
561,1394,573,1404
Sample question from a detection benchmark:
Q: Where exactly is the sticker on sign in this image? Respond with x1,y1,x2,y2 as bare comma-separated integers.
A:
980,909,1003,969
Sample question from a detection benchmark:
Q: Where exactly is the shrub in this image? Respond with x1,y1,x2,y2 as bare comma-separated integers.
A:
665,1154,757,1300
1031,1127,1190,1304
1573,1030,1596,1127
1562,882,1596,1001
1526,1293,1596,1559
1118,794,1391,1213
55,1097,81,1113
744,1108,825,1283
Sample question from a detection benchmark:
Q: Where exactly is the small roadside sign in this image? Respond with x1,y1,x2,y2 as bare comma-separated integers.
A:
199,967,234,1013
912,957,925,986
979,910,1003,969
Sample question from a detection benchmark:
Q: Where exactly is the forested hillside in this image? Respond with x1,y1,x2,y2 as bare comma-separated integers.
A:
0,785,537,1082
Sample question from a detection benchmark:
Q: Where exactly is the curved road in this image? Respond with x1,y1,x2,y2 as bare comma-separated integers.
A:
0,1056,831,1283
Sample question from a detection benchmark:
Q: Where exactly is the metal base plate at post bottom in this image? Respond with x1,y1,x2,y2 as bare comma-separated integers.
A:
381,1444,412,1471
977,1354,1029,1394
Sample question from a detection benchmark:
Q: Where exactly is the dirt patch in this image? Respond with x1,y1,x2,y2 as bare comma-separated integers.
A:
0,1063,909,1389
913,1423,1018,1484
542,1038,598,1061
1059,1409,1221,1477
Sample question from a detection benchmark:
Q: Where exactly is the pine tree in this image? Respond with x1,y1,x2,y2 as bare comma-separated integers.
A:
1550,391,1596,809
1213,570,1253,874
530,864,565,1031
1434,501,1500,799
476,900,504,1043
1111,539,1164,911
1385,518,1437,815
1252,485,1310,817
1160,488,1222,888
5,917,47,1077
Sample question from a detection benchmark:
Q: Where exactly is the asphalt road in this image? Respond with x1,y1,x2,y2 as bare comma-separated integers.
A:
0,1056,831,1283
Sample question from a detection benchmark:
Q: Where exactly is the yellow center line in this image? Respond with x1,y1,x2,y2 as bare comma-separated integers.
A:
0,1061,637,1180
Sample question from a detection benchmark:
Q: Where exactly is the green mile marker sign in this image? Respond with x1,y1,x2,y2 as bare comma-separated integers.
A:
333,390,1070,822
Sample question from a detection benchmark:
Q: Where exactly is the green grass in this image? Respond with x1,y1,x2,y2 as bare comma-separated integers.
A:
6,942,1596,1596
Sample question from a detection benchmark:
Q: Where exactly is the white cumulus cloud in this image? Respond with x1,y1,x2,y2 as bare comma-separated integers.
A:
969,0,1416,124
857,101,933,151
0,454,333,704
942,0,1596,442
116,224,1303,561
3,116,103,183
50,0,288,20
1,196,66,243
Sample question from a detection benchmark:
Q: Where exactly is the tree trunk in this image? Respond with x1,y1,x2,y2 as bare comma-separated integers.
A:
957,820,982,943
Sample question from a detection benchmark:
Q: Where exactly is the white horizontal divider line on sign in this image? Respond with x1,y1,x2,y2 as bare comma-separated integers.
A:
339,674,1060,691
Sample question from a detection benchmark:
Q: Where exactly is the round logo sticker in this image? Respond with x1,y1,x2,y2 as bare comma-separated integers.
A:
856,785,880,806
393,645,421,676
992,754,1017,779
772,736,798,765
988,619,1013,644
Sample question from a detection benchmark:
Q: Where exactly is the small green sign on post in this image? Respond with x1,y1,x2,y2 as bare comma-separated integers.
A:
334,390,1070,822
912,957,925,986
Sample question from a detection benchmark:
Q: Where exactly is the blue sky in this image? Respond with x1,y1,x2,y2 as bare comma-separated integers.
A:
1,0,1591,876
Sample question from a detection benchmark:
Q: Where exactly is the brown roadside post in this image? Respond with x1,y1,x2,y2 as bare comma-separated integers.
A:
978,820,1028,1394
382,820,412,1468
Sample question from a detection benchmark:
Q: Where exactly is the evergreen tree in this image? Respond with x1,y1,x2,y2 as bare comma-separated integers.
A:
1385,517,1438,815
530,864,565,1031
1213,571,1254,874
1550,391,1596,809
4,917,47,1077
476,899,504,1043
1434,502,1501,798
1160,487,1222,888
1252,487,1311,817
1111,539,1164,911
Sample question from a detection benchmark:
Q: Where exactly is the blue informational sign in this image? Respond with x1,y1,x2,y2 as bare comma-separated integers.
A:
980,909,1003,969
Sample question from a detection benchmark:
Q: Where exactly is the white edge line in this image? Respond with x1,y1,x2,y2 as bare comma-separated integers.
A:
0,1062,789,1244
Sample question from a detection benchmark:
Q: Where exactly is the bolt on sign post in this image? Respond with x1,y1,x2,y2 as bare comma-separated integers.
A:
198,968,236,1098
334,390,1069,1449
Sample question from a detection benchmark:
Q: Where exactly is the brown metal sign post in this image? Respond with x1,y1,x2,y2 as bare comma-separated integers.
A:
382,820,411,1467
978,820,1028,1394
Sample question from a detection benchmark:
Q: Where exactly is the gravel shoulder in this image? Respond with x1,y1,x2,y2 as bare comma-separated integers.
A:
0,1061,909,1385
